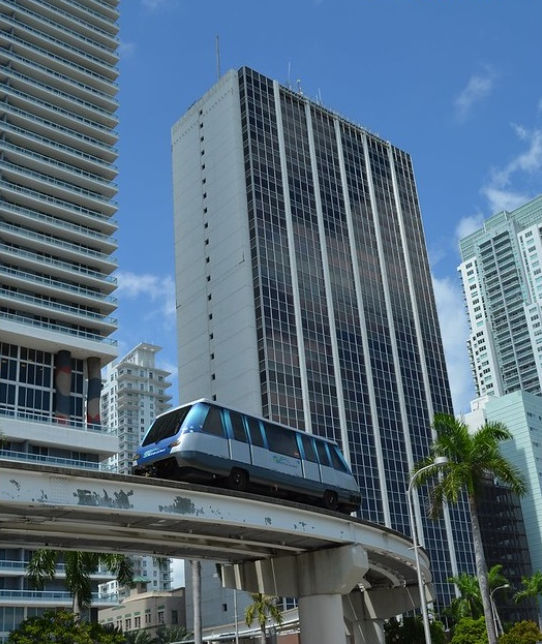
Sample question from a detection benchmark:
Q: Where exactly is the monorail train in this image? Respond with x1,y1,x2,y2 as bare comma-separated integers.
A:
132,399,361,513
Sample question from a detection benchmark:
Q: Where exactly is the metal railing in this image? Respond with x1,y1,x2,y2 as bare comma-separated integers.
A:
0,265,118,303
0,405,116,434
0,311,117,344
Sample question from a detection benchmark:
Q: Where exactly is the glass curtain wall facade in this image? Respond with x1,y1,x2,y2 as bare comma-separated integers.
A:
172,67,474,609
0,1,120,639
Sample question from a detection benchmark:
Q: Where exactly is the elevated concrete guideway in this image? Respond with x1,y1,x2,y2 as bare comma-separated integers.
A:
0,461,430,643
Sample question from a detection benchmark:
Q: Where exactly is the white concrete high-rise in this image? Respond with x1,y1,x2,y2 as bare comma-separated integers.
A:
101,342,172,474
458,195,542,398
0,1,120,638
171,66,475,615
100,342,173,598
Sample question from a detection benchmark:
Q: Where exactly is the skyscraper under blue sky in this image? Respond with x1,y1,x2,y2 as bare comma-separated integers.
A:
172,66,474,606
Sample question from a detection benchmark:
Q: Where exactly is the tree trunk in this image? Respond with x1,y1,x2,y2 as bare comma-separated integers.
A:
260,624,266,644
192,560,202,644
72,592,80,619
468,494,497,644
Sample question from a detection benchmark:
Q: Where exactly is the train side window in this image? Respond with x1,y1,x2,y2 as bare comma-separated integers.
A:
300,434,318,463
330,445,348,472
202,406,225,437
315,440,332,467
265,423,299,458
246,417,264,447
229,411,247,442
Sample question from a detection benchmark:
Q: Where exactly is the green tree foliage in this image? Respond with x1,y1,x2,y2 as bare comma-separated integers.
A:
27,550,133,614
450,616,488,644
123,631,155,644
7,610,125,643
413,414,525,644
446,565,509,621
515,571,542,627
499,620,542,644
384,615,446,643
245,593,282,644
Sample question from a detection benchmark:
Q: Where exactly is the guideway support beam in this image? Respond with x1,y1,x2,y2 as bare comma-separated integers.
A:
221,544,368,644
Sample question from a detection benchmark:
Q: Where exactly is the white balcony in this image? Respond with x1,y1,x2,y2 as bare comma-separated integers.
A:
0,410,118,459
0,265,118,313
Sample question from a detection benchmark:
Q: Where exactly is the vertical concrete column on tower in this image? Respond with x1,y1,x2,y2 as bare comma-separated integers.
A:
54,350,71,424
86,357,102,428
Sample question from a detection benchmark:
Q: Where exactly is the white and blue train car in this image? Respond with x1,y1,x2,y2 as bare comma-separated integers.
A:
132,399,361,513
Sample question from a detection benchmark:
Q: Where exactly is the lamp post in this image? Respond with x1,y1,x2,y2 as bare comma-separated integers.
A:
490,583,509,637
406,455,449,644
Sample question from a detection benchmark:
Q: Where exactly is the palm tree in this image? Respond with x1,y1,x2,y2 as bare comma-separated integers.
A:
245,593,282,644
515,570,542,628
27,550,133,615
412,413,525,644
447,564,509,621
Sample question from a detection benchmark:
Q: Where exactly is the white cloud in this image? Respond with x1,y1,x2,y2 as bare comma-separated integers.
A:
455,213,485,241
432,275,474,415
141,0,170,9
482,125,542,213
119,41,136,58
116,271,176,322
454,66,496,121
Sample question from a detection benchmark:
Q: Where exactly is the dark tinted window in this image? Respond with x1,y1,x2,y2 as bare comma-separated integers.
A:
330,445,348,472
246,417,264,447
202,406,225,436
265,423,299,458
142,406,191,446
315,440,331,467
229,411,247,442
300,434,318,463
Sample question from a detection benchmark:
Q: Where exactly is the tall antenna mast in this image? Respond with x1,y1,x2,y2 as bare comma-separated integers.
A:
215,35,221,80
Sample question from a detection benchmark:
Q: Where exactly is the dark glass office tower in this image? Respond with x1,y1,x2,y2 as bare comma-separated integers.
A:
172,67,474,610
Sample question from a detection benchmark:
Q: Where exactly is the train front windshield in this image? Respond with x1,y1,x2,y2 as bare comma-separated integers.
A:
141,405,192,446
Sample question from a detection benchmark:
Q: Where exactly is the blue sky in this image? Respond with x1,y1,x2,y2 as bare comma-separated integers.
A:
113,0,542,416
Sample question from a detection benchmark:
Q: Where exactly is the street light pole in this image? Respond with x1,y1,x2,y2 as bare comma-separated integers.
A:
406,455,449,644
490,583,509,637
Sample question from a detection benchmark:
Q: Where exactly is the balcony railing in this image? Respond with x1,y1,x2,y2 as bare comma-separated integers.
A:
1,158,116,206
1,100,117,156
0,450,117,471
0,139,118,191
0,589,119,604
1,71,116,139
0,201,118,245
0,265,118,304
1,218,117,262
0,288,118,325
0,310,117,344
0,11,117,76
0,405,116,434
2,0,118,61
1,120,117,172
0,180,117,225
0,243,117,283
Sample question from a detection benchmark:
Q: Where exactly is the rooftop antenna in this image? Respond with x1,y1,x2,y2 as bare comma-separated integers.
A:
215,35,221,80
297,79,303,95
287,61,292,89
317,88,323,105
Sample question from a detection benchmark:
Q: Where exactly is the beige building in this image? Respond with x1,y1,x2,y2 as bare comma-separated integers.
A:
99,580,186,638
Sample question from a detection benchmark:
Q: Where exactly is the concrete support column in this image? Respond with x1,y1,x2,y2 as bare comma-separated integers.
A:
54,350,71,423
221,544,369,644
86,357,101,427
298,594,345,644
